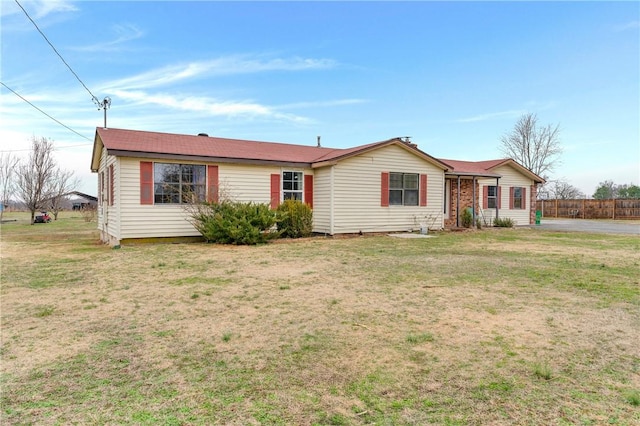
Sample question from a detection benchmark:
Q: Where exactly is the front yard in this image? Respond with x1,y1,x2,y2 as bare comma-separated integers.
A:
1,212,639,425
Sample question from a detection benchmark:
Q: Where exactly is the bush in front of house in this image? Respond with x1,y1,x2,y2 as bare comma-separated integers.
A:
461,208,474,228
189,201,278,245
276,199,313,238
493,217,515,228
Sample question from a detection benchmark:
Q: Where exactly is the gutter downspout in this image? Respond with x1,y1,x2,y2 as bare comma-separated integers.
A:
472,176,476,224
329,165,335,235
456,176,461,227
495,177,500,220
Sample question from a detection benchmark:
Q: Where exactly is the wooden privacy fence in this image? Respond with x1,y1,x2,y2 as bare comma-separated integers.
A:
536,199,640,220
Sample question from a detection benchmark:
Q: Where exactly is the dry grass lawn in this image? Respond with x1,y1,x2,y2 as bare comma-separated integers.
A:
1,212,639,425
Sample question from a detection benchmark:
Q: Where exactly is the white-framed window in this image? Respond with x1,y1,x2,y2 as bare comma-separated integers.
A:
513,186,524,209
389,172,419,206
283,171,303,201
153,163,206,204
487,186,498,209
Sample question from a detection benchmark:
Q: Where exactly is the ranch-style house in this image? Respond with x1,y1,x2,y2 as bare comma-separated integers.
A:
90,127,544,245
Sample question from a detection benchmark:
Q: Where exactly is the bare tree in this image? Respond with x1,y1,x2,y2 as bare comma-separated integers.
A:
549,178,584,199
48,168,79,220
14,137,57,224
499,113,562,180
0,152,20,222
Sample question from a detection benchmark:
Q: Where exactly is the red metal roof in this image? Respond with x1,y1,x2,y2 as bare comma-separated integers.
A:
439,158,509,175
440,158,544,183
97,127,345,164
94,128,450,171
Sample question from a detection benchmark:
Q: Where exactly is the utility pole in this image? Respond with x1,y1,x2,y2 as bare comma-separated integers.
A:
96,96,111,128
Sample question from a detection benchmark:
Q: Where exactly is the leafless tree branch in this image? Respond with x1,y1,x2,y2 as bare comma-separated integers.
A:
499,113,563,180
0,152,20,221
14,137,57,224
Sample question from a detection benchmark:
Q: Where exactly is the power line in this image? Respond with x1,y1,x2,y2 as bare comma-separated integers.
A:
0,81,92,142
13,0,102,108
0,143,92,153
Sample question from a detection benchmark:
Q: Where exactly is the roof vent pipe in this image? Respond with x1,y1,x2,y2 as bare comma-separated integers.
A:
317,136,321,147
197,133,209,137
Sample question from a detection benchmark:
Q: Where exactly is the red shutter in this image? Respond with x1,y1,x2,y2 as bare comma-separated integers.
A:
419,174,427,206
498,186,502,209
304,175,313,208
483,186,488,209
381,172,389,207
509,187,514,210
108,164,114,206
140,161,153,205
521,187,526,209
270,173,280,209
207,165,219,203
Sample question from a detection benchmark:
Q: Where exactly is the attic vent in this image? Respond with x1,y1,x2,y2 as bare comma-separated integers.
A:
197,133,209,137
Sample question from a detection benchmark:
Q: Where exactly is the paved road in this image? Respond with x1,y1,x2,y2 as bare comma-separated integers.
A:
533,219,640,235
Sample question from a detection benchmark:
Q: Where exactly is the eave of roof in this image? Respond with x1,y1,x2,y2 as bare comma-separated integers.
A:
96,127,348,165
439,157,544,183
92,128,451,171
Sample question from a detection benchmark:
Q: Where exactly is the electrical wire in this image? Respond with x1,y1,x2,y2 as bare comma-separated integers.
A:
0,81,92,142
13,0,102,107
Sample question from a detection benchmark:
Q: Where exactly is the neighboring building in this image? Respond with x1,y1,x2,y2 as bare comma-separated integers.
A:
68,191,98,210
90,127,543,246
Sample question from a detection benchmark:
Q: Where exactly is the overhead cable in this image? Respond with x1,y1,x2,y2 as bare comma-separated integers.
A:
0,81,92,142
13,0,102,107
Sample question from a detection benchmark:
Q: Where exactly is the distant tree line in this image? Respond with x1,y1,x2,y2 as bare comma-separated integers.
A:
0,136,77,224
592,180,640,200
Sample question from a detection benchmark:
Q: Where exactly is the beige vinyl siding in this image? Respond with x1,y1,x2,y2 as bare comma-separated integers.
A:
479,164,533,225
97,149,120,243
330,144,445,234
117,158,312,239
118,157,198,239
312,166,333,234
219,164,309,203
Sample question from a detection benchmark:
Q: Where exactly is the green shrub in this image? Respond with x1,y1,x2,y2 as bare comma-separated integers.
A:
189,201,278,245
276,199,313,238
493,217,515,228
460,208,473,228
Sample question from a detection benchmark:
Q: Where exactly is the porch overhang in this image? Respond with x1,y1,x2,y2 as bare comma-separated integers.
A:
444,171,501,179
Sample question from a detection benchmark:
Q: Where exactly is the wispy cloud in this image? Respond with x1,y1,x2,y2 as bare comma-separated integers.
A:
101,55,337,91
112,90,310,123
456,109,526,123
277,99,368,110
613,20,640,32
0,0,78,18
71,23,145,52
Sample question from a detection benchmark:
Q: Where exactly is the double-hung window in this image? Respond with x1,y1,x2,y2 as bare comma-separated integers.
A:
487,186,498,209
154,163,206,204
513,187,524,209
283,171,303,201
389,172,419,206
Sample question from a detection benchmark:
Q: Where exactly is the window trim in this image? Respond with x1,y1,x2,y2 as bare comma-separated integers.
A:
389,172,419,206
153,162,207,205
282,170,304,202
511,186,526,210
487,185,498,209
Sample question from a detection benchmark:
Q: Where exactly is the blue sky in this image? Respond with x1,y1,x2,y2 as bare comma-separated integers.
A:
1,0,638,196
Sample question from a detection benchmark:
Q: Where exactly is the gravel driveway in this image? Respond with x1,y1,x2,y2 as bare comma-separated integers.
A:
533,219,640,235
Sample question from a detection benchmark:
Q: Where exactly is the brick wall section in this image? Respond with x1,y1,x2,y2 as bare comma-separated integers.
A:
444,178,480,228
529,184,538,224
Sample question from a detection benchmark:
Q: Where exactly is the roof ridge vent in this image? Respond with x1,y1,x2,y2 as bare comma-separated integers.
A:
197,133,209,137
